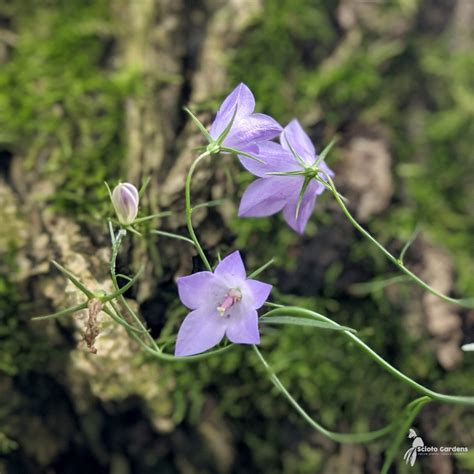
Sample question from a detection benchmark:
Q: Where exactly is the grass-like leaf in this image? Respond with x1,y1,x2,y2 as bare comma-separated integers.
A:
259,315,356,333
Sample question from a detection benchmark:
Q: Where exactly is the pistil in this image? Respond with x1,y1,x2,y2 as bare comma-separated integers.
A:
217,288,242,316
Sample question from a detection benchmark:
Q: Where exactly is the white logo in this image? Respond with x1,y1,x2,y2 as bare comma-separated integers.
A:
404,428,424,466
404,428,470,466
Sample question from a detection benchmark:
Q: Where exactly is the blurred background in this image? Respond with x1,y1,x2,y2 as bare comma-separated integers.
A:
0,0,473,472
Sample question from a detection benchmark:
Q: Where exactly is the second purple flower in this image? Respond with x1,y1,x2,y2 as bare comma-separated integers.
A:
238,119,335,234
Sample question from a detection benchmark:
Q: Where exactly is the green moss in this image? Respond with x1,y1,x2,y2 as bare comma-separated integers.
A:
0,0,137,218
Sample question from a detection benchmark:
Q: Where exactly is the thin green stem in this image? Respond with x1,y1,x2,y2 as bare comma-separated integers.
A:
253,345,395,443
185,151,212,272
263,306,474,406
110,229,160,352
324,173,473,308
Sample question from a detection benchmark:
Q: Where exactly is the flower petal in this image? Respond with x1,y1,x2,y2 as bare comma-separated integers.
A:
224,113,282,149
281,119,316,165
246,279,272,309
177,272,225,310
282,179,324,234
214,250,247,280
238,177,299,217
226,305,260,344
209,83,255,139
238,141,301,178
175,307,227,356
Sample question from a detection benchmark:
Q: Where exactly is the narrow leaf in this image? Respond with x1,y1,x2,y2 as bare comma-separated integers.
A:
51,261,94,298
102,267,143,302
399,226,421,263
150,230,195,246
138,176,151,197
32,302,89,321
133,211,172,224
259,316,356,333
192,199,226,211
248,258,275,279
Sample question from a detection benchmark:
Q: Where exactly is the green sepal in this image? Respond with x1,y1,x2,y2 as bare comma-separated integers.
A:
184,106,213,142
216,105,238,146
295,176,312,220
221,147,265,164
313,137,337,168
282,133,308,168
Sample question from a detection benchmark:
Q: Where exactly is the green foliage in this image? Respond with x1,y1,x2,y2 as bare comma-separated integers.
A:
1,0,473,472
0,0,135,218
226,0,474,471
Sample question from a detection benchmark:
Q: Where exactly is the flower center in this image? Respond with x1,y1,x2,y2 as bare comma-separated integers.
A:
217,288,242,316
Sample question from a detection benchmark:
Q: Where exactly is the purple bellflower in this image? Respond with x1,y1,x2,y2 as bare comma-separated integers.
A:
111,183,139,225
238,119,335,234
175,251,272,357
207,83,282,155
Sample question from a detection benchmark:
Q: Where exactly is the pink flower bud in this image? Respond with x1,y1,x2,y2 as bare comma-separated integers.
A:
111,183,139,225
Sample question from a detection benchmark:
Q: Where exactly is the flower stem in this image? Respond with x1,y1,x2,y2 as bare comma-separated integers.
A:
110,229,160,352
252,345,395,443
264,306,474,406
324,174,473,308
185,151,213,272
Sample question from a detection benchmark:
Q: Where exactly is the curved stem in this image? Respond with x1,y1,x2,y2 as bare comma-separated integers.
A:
263,306,474,406
324,174,472,308
253,345,395,443
110,229,160,351
185,151,212,272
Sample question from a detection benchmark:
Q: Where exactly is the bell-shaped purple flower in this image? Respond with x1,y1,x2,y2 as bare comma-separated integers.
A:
238,119,335,234
175,251,272,357
111,183,139,225
209,83,282,152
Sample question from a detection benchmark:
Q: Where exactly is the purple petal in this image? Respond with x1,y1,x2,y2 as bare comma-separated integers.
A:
121,183,139,202
224,113,282,148
209,83,255,139
282,179,324,234
246,279,272,309
214,251,246,280
112,182,139,225
175,307,227,356
281,119,316,165
225,305,260,344
238,141,301,178
177,272,225,310
238,176,300,217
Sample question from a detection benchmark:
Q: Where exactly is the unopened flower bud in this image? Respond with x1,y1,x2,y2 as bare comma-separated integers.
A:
111,183,139,225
